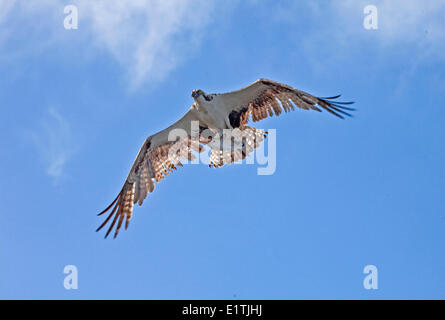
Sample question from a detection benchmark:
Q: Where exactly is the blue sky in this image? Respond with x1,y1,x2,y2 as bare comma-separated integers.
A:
1,0,444,299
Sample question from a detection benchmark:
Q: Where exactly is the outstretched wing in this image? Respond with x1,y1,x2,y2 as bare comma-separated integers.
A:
205,78,354,167
97,108,205,238
214,78,354,128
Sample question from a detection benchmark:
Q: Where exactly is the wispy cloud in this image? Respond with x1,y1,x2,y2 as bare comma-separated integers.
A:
335,0,445,54
3,1,443,87
264,0,445,87
77,0,217,86
331,1,445,92
1,0,220,87
269,1,445,56
30,108,76,182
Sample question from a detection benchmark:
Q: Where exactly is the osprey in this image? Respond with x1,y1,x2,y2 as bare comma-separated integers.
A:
97,78,354,238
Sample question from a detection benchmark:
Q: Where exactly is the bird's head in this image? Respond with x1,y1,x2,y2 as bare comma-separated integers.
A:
192,89,213,102
191,89,205,99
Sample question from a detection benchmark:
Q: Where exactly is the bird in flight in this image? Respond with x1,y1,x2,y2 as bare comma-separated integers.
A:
97,78,354,238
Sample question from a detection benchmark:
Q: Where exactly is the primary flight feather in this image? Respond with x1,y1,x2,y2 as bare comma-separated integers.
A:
97,78,354,238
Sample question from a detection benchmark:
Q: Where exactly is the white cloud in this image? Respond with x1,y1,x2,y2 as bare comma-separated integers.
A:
335,1,445,51
0,0,219,86
80,0,217,86
270,1,445,56
266,1,445,81
3,0,443,86
30,108,76,182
